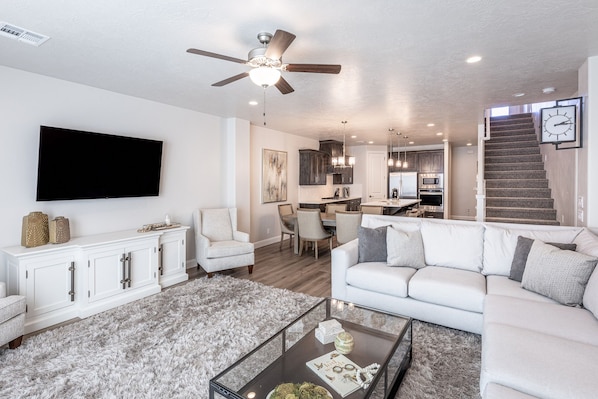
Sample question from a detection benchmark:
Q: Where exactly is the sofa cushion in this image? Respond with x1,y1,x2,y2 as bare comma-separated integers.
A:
481,323,598,399
358,226,388,263
484,294,598,345
483,383,540,399
486,275,556,304
573,227,598,257
521,240,598,306
346,262,416,298
205,240,254,258
386,227,426,269
509,236,577,282
408,266,486,312
583,269,598,319
201,208,233,241
482,224,581,276
420,220,484,272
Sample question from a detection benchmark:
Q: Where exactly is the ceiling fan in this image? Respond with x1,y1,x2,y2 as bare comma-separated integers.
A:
186,29,341,94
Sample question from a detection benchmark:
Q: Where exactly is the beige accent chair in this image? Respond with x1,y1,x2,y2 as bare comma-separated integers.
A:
296,209,333,259
278,204,295,249
335,211,363,246
325,203,347,214
0,281,25,349
360,205,384,214
193,208,254,278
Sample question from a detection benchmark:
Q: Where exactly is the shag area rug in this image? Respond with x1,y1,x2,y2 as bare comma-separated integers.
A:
0,276,481,398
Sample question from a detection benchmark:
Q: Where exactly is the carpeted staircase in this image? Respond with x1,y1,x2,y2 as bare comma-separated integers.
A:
484,113,559,225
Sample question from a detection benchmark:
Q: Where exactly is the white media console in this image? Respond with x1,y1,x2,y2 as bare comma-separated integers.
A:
1,225,189,334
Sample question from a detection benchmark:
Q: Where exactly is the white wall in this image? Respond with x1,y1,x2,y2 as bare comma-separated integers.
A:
0,66,226,262
579,57,598,227
250,124,318,246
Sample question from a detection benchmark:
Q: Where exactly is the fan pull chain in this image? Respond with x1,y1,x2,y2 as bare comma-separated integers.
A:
263,87,267,126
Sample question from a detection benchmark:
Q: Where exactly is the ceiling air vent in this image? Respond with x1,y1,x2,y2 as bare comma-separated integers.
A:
0,22,50,46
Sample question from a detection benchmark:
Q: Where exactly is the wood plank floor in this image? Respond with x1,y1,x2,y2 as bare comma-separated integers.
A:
189,237,333,298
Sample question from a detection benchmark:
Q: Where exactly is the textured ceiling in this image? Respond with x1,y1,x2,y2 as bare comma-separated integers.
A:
2,0,598,147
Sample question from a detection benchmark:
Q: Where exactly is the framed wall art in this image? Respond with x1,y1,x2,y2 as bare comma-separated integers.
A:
262,149,287,203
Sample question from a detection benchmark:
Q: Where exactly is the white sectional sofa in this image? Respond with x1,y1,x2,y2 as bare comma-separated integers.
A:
330,215,598,399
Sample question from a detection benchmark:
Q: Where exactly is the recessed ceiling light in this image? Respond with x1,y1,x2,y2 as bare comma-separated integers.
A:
351,135,357,139
427,123,435,127
542,87,555,94
436,132,443,136
367,141,374,144
466,55,482,64
513,93,525,97
409,141,414,145
467,142,472,146
248,100,258,106
442,138,448,142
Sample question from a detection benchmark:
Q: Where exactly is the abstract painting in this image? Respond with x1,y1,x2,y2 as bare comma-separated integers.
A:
262,149,287,203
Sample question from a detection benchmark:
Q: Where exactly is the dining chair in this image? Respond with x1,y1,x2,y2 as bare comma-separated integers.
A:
360,205,384,214
325,203,347,214
277,203,295,249
335,211,363,246
296,209,333,259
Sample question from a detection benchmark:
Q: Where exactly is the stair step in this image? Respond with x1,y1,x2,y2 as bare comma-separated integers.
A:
485,179,549,189
487,134,538,144
486,188,551,198
485,140,539,149
490,123,535,132
486,217,560,226
485,170,547,180
486,207,557,221
485,147,540,157
489,130,537,138
485,162,545,172
486,197,554,208
490,113,532,122
485,154,543,164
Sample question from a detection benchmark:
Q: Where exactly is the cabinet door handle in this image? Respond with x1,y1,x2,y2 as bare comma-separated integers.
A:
120,253,127,289
68,261,75,302
127,252,132,288
159,244,164,275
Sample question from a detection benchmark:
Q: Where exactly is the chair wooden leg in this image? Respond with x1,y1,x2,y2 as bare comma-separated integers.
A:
248,265,254,274
280,233,284,249
8,336,23,349
207,272,214,278
315,240,319,259
299,238,304,256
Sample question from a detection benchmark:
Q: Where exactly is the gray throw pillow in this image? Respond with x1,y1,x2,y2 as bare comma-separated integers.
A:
509,236,577,282
386,227,426,269
521,240,597,306
358,226,388,263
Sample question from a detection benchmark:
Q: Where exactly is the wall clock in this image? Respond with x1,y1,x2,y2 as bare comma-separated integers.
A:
540,104,577,144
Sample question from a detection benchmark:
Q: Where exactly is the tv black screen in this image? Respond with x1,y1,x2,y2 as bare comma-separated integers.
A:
36,126,163,201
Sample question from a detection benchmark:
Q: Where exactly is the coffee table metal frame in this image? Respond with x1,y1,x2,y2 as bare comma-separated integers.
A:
209,297,412,399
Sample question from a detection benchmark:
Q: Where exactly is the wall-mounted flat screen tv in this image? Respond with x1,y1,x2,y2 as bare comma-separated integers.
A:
36,126,163,201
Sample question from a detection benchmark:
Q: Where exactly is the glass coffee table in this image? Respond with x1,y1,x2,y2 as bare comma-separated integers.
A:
210,298,412,399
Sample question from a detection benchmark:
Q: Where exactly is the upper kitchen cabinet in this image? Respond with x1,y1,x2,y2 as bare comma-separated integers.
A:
417,150,444,173
299,149,329,185
389,151,418,172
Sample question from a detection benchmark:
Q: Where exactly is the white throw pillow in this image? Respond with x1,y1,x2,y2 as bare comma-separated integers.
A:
386,226,426,269
574,228,598,257
420,220,484,272
522,240,598,306
482,224,582,276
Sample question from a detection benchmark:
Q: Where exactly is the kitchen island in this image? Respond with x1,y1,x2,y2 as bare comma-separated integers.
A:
361,199,421,215
298,196,362,212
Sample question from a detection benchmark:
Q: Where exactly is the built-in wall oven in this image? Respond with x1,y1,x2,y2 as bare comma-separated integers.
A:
418,173,444,213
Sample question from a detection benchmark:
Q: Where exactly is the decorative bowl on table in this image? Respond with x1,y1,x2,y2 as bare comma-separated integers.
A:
267,382,332,399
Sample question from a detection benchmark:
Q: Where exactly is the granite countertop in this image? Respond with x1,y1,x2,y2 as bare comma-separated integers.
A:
299,196,362,205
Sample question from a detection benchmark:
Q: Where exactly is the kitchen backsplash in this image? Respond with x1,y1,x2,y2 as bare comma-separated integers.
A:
298,175,363,202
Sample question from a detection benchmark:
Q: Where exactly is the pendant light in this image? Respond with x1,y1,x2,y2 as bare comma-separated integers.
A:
395,133,402,168
402,135,409,168
336,121,355,168
387,129,394,166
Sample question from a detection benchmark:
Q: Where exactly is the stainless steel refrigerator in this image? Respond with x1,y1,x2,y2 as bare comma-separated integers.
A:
389,172,418,199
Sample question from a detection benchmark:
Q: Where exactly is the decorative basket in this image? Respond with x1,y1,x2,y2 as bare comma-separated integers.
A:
49,216,70,244
21,211,49,248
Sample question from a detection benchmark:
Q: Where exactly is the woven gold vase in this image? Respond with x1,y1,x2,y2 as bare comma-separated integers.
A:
21,211,49,248
49,216,70,244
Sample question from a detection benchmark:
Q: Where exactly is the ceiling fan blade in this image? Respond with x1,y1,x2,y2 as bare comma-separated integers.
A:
275,77,295,95
265,30,296,60
212,72,250,87
284,64,342,74
186,48,247,64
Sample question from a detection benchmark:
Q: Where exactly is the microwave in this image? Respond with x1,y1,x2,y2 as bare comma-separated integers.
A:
419,173,443,189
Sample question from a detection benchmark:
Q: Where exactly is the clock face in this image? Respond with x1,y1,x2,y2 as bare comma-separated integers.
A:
541,105,577,143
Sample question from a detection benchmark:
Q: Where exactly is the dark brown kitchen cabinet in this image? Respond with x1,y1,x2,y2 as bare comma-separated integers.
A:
299,149,330,185
417,151,444,173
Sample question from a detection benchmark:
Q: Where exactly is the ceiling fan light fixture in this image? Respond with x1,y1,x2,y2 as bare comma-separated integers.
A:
249,67,281,87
